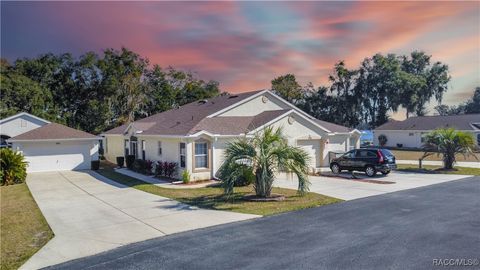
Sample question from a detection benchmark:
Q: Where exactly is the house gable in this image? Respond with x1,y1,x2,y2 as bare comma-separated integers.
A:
0,112,50,138
217,92,290,117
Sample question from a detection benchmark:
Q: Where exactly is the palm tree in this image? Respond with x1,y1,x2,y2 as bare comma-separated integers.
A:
218,126,310,198
422,128,477,169
1,148,28,185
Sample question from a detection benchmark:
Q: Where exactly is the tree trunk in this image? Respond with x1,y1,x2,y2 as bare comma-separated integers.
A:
255,167,272,197
443,154,454,169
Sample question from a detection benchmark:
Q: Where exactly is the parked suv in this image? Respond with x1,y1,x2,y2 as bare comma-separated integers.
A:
330,148,397,177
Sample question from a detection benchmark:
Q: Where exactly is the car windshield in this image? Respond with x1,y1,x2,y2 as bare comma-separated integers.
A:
380,149,393,157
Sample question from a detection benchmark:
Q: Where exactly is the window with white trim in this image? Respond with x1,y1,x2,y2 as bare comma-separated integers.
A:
180,143,186,168
194,142,208,169
158,141,162,156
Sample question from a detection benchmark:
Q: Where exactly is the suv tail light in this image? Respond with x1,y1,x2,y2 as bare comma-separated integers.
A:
377,150,384,163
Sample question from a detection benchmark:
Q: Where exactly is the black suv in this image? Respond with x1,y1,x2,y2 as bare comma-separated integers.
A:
330,148,397,177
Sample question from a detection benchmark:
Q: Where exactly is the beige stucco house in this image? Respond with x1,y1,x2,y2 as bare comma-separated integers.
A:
103,90,361,181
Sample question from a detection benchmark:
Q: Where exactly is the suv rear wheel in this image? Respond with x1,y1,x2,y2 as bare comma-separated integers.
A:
331,163,341,174
365,165,376,177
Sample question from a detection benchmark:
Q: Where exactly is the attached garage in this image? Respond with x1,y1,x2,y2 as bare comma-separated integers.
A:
8,123,99,173
296,139,324,170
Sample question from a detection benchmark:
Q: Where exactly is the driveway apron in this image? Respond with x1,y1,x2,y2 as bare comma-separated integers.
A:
21,171,258,269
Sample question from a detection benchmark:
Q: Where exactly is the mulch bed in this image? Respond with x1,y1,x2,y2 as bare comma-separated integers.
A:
172,180,219,186
243,193,286,202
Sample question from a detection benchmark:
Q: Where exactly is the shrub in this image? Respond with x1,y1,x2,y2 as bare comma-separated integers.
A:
132,159,146,174
145,160,154,175
154,161,163,176
1,148,28,186
378,134,388,146
235,165,255,187
182,170,191,184
154,161,178,178
164,162,177,178
91,160,100,170
125,155,135,169
116,156,125,168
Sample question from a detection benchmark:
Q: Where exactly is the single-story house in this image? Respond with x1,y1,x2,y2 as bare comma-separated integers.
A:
103,90,361,181
2,112,100,172
374,114,480,148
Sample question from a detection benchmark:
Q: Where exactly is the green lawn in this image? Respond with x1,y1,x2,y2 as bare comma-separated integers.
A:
0,184,53,270
391,150,479,162
97,165,342,216
396,164,480,176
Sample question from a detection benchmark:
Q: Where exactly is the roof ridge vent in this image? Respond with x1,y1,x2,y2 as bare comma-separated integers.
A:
228,95,239,99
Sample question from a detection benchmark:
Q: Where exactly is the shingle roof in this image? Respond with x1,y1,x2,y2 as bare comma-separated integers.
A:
103,90,263,136
10,123,97,141
313,119,352,133
375,114,480,131
103,90,353,136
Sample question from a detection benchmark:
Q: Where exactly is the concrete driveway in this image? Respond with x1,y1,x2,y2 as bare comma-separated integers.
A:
49,177,480,270
22,171,258,269
275,171,470,200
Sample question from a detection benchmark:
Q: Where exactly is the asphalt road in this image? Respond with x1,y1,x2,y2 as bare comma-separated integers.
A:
49,176,480,270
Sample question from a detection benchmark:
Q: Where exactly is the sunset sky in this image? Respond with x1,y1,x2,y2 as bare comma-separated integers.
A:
1,1,479,119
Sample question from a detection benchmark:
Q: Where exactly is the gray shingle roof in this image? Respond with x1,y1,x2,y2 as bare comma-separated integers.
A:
10,123,97,141
104,91,263,136
375,114,480,131
103,90,353,136
313,119,352,133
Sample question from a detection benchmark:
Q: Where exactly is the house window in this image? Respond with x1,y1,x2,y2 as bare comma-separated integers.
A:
158,141,162,156
180,143,186,168
408,133,414,136
195,142,208,169
141,140,146,160
20,119,27,127
104,138,108,153
477,134,480,146
421,132,428,143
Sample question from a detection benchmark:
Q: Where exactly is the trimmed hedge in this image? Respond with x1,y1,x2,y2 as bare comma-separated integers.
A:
125,155,136,169
116,156,125,168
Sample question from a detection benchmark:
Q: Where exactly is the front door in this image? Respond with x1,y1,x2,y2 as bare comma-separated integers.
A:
131,141,138,158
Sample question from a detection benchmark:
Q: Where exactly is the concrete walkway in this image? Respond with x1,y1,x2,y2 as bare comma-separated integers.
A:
22,171,258,269
396,159,480,168
115,168,217,189
275,171,470,200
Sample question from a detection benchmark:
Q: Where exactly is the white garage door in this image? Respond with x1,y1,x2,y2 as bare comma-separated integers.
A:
297,140,321,169
20,141,93,172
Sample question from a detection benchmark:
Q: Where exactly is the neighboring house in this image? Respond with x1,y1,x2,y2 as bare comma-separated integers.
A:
374,114,480,148
103,90,361,181
0,112,50,147
1,112,100,172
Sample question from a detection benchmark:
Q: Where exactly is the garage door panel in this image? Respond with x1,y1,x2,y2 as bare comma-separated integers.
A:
21,142,92,172
297,140,321,168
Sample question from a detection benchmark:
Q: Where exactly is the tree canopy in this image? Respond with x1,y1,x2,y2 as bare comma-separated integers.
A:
274,51,457,129
0,48,221,134
2,48,472,133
